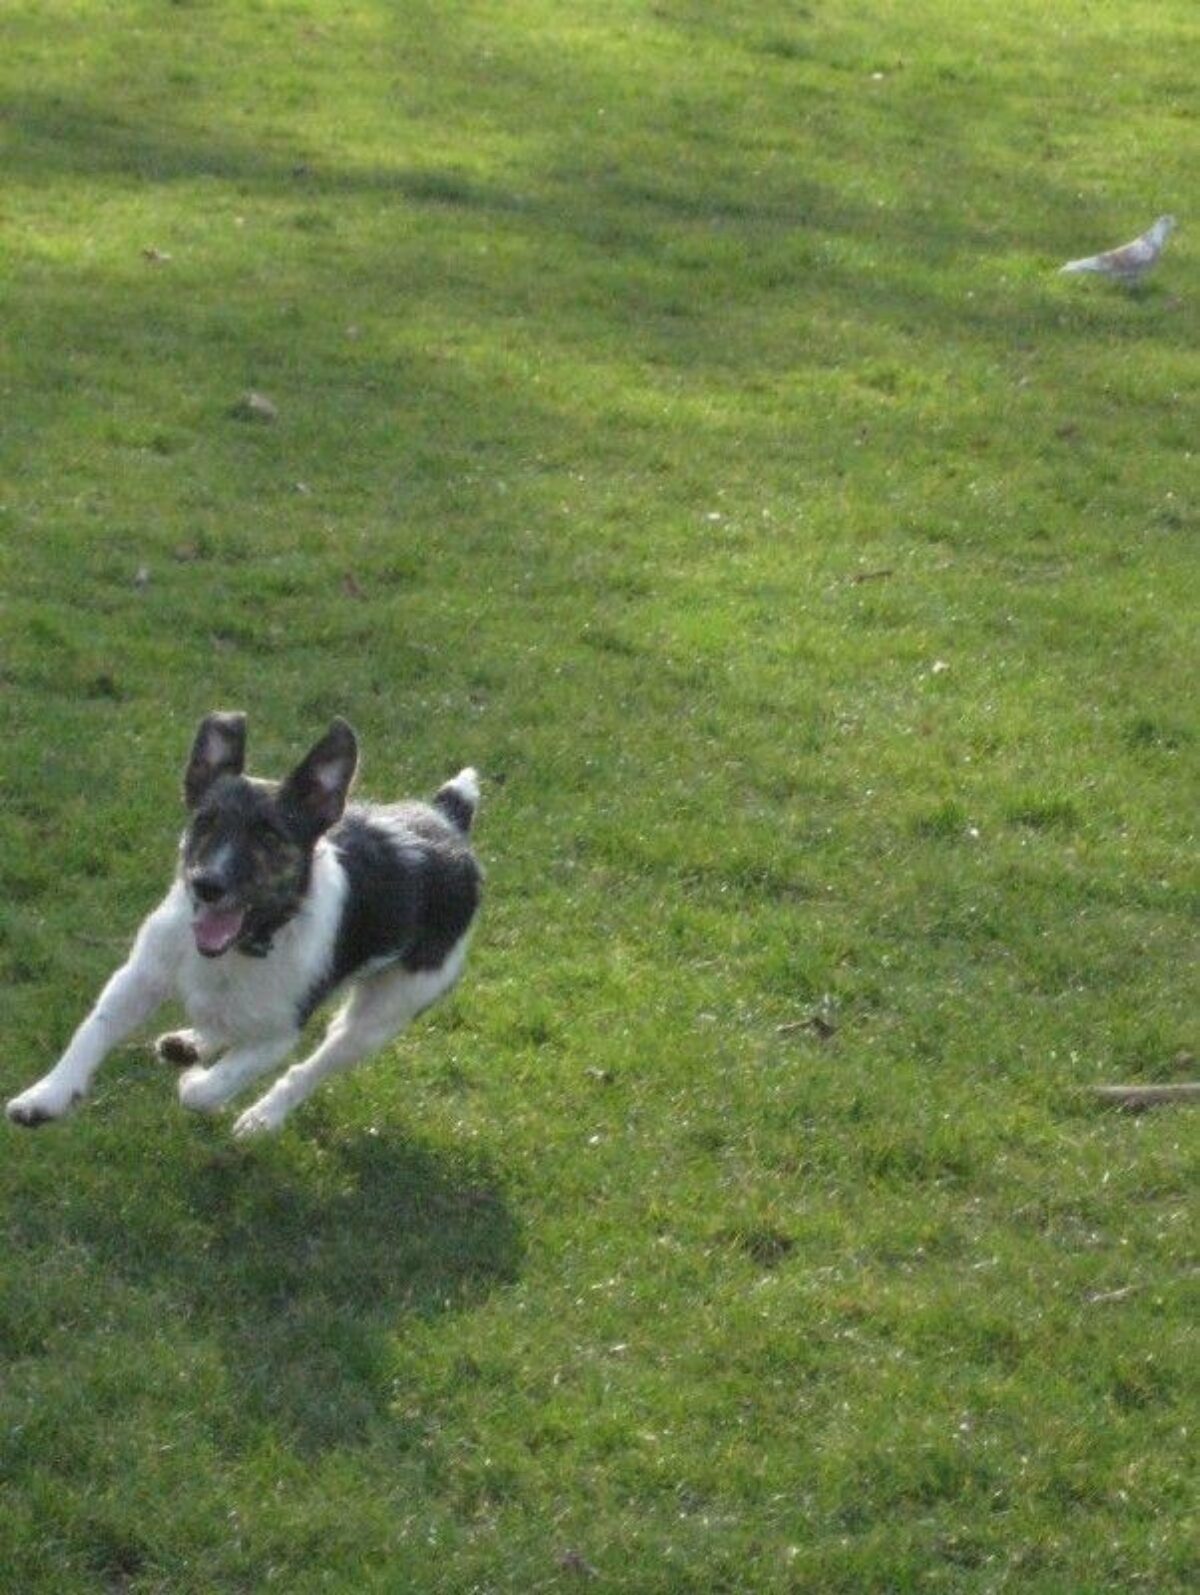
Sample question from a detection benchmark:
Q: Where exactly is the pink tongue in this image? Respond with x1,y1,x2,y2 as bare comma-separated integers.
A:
193,906,245,955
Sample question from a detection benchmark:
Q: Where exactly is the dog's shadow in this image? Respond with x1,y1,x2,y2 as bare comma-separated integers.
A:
54,1112,522,1453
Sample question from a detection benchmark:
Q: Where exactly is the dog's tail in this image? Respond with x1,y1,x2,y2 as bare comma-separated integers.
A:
433,767,481,834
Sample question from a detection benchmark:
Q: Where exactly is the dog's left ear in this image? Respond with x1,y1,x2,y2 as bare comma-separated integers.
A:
184,711,247,807
278,718,359,839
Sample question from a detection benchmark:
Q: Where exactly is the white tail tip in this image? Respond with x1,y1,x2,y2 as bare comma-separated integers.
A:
451,767,480,807
434,767,481,832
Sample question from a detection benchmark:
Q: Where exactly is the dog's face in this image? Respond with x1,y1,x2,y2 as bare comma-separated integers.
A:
180,713,358,957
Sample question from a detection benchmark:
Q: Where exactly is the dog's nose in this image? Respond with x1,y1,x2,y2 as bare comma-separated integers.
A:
190,872,227,905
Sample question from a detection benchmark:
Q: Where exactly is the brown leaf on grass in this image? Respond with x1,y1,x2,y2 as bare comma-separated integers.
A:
557,1550,599,1578
737,1227,796,1267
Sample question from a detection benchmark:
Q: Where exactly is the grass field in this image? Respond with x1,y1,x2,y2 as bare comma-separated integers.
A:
1,1,1197,1589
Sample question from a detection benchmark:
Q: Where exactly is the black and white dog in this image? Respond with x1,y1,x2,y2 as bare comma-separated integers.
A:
6,713,481,1138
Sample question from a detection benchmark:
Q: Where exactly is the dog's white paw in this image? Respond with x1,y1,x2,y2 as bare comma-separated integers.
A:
231,1097,287,1139
177,1066,228,1114
7,1078,82,1127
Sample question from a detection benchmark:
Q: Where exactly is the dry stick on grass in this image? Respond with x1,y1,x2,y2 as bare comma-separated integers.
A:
1090,1082,1200,1110
1086,1268,1200,1307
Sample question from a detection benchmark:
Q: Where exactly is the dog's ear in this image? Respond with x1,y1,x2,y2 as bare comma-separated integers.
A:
184,712,247,808
278,718,358,840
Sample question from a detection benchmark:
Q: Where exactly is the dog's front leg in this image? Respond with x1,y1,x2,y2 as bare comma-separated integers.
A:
231,957,465,1138
231,991,398,1139
177,1033,299,1115
7,903,180,1127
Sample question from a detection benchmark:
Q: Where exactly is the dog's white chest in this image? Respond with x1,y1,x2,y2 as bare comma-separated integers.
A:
177,950,297,1042
174,847,345,1041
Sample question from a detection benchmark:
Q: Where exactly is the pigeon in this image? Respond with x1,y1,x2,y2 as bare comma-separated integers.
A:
1059,215,1176,283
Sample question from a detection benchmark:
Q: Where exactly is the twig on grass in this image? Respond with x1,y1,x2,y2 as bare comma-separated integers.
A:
1090,1083,1200,1110
776,1014,837,1041
1086,1268,1200,1307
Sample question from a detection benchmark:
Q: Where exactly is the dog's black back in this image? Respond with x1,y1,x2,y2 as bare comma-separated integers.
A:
302,797,481,1022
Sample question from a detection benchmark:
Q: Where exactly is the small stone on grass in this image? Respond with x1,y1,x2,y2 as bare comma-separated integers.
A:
230,390,279,423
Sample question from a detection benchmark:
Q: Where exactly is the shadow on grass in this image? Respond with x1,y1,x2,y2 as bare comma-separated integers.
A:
12,1116,522,1455
6,90,533,211
6,74,1153,431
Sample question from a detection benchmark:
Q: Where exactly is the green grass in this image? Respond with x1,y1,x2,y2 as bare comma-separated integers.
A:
1,0,1197,1588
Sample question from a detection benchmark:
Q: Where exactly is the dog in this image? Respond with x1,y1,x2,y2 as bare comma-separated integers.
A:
6,713,481,1138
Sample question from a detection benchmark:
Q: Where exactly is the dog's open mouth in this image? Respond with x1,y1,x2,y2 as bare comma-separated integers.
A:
192,904,246,957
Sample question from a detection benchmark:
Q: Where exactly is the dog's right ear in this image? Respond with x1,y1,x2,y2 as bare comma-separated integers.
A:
184,712,247,808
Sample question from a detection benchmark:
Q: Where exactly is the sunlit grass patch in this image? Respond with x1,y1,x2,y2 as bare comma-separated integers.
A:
1,0,1196,1590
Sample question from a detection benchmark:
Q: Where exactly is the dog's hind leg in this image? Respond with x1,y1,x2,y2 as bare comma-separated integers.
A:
177,1033,299,1115
232,941,469,1138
